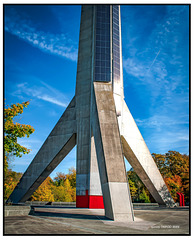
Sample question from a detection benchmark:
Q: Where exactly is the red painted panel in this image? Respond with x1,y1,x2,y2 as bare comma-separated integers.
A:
76,190,89,208
76,190,104,209
89,195,104,209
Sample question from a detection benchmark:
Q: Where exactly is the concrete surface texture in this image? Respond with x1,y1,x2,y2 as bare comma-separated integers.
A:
75,4,94,206
4,206,190,235
4,206,31,217
92,82,134,221
8,4,175,222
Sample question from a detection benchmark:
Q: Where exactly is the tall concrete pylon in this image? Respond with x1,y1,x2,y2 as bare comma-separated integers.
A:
8,5,175,221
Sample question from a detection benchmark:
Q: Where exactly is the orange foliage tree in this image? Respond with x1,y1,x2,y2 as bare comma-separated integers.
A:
152,151,189,203
128,151,189,204
164,175,183,201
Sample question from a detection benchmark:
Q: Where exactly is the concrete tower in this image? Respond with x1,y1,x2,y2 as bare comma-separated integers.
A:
8,5,175,221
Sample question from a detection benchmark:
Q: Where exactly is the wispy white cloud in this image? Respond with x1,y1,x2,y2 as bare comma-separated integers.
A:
135,113,189,154
122,5,189,100
13,79,69,108
135,114,189,129
123,58,148,79
5,8,78,61
145,130,189,154
37,95,67,107
122,6,189,154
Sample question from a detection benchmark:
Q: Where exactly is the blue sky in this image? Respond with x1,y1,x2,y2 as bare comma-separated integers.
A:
4,5,189,178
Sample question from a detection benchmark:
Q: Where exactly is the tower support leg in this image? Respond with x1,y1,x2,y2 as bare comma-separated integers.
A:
120,100,175,206
92,82,134,221
8,97,76,204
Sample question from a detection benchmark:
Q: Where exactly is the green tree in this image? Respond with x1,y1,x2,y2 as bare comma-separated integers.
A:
139,189,151,203
127,169,153,202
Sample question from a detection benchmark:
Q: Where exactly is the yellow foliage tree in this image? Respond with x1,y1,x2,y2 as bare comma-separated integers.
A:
51,179,74,202
25,168,77,203
4,170,23,200
31,177,54,202
128,179,138,201
66,167,76,188
4,178,18,200
63,179,73,202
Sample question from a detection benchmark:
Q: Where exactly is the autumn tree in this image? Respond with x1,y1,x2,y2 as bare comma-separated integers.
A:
53,172,66,186
128,179,138,201
66,167,76,189
181,169,189,202
127,169,153,203
52,168,76,202
51,178,75,202
164,175,182,201
4,101,35,201
30,177,55,202
66,168,76,201
4,170,22,200
4,101,35,174
127,151,189,204
152,151,189,203
152,151,189,178
53,168,76,187
29,168,76,202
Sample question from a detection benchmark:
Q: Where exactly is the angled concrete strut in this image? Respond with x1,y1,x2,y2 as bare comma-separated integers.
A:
8,5,175,221
8,97,76,203
120,101,174,206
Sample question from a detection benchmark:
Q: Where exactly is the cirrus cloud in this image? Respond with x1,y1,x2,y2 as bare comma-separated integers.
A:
4,8,78,61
